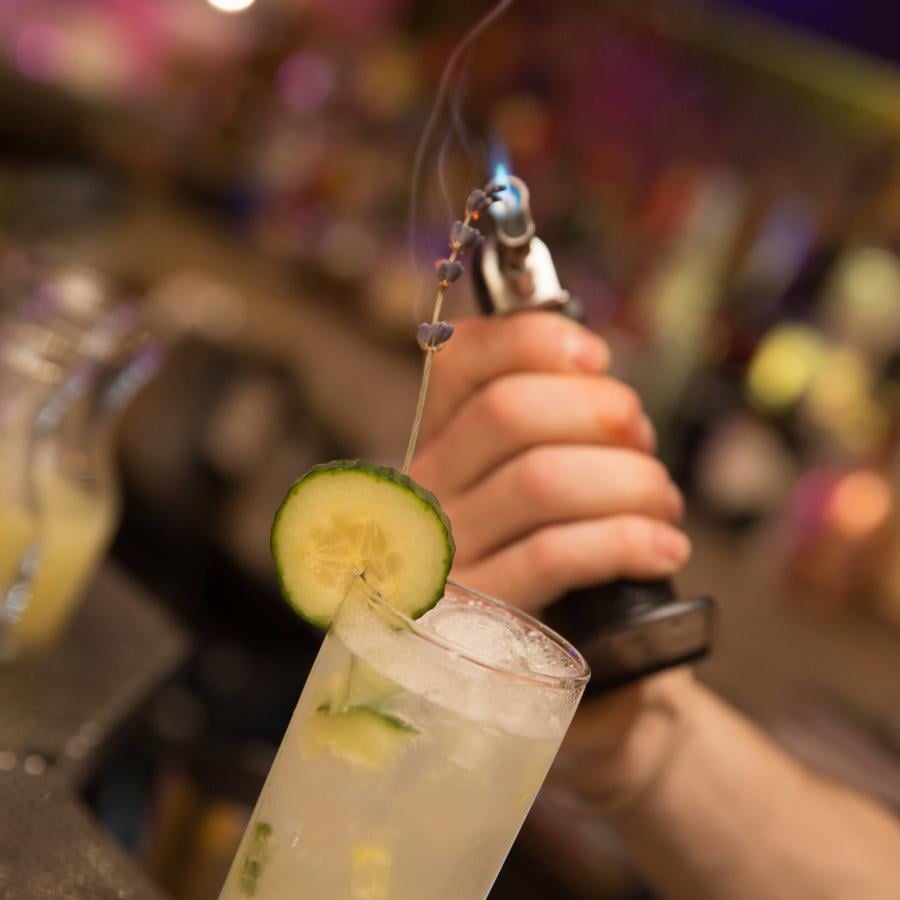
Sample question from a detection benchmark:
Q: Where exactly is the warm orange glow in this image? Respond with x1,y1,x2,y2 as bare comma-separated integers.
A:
828,470,892,537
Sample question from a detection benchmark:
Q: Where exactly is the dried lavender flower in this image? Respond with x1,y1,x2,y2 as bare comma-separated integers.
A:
417,320,454,351
435,259,463,285
402,178,497,475
465,189,485,215
466,188,500,217
450,220,483,251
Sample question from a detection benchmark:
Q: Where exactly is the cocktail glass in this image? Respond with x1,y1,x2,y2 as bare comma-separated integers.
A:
219,576,589,899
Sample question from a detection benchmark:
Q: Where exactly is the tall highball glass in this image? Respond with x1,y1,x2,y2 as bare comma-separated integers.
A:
219,577,589,899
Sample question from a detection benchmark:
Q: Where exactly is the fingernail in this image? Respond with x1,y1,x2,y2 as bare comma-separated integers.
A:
635,414,656,452
565,333,609,372
667,484,685,521
656,529,691,563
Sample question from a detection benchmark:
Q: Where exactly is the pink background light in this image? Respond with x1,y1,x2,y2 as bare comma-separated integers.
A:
14,22,66,82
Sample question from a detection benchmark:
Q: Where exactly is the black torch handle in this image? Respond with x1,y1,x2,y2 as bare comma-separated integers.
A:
543,300,715,693
473,258,715,695
544,581,715,696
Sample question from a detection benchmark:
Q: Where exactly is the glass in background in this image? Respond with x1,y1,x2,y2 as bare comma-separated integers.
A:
0,321,68,657
0,271,165,660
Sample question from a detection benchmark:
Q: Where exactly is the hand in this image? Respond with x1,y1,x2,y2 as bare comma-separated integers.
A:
411,312,691,616
411,312,694,816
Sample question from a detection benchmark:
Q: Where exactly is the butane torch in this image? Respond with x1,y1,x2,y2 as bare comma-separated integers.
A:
473,173,716,696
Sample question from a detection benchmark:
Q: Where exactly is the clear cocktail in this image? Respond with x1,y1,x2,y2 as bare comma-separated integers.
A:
219,578,588,899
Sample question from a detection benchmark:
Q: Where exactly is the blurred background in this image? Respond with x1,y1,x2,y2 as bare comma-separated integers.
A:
0,0,898,898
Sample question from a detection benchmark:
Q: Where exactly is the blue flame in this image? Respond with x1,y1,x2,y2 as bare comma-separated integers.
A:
490,160,520,214
489,132,510,178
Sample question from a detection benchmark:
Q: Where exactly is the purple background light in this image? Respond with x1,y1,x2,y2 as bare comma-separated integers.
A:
277,51,334,116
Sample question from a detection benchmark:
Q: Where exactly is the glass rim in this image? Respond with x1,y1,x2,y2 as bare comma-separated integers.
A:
345,575,590,691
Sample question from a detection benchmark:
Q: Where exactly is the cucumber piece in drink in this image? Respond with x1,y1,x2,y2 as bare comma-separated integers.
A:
301,705,418,772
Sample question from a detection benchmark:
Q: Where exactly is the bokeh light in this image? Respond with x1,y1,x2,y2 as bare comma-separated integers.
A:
207,0,256,13
829,470,892,537
277,52,333,116
353,43,418,120
747,324,824,413
824,246,900,355
805,347,870,427
14,23,67,84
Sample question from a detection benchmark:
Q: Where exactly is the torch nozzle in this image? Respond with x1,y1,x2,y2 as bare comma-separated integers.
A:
487,174,535,248
474,172,574,317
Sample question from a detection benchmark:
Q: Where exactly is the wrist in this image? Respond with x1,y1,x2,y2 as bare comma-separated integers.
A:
545,668,695,816
612,668,694,798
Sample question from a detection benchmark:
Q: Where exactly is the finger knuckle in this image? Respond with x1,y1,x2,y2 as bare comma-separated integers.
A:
607,382,642,433
614,516,654,561
640,458,672,501
514,447,559,505
618,383,643,425
596,335,612,363
530,528,568,582
476,377,524,436
511,309,564,344
511,313,580,367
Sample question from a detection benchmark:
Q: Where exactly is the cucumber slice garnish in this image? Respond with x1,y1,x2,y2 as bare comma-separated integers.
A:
271,460,454,629
300,705,418,772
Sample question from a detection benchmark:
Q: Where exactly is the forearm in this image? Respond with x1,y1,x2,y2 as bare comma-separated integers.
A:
537,678,900,900
617,681,900,899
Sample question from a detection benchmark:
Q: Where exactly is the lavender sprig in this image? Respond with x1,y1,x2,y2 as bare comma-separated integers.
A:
435,259,464,285
401,182,498,475
450,220,483,252
417,321,455,351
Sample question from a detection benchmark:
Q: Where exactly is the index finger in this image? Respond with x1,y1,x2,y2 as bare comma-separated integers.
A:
422,312,611,440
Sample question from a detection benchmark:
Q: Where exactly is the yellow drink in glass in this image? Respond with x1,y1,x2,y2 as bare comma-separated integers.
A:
0,505,38,594
219,579,588,900
13,470,117,653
